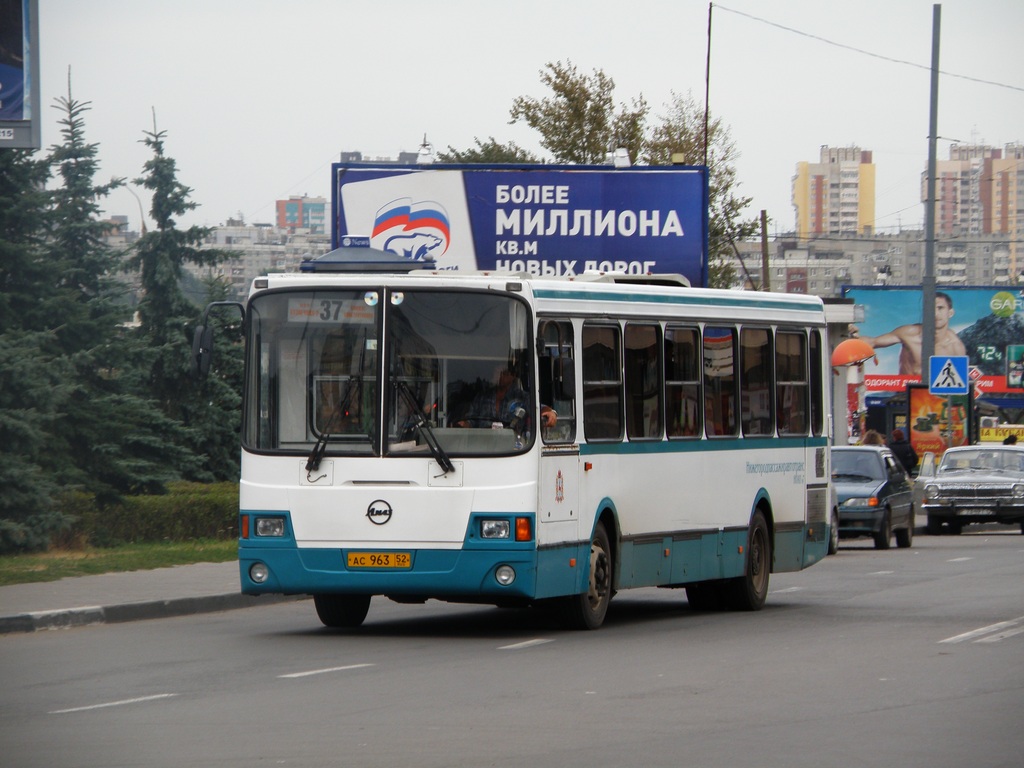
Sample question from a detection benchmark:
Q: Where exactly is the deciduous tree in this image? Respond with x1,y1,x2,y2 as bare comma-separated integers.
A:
450,62,758,287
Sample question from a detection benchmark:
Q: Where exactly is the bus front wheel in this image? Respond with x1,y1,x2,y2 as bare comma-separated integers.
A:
562,522,613,630
314,594,371,628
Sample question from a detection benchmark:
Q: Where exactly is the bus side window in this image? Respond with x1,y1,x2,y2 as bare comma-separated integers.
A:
703,326,738,437
809,330,824,436
538,320,576,443
625,323,662,440
776,331,808,436
665,325,701,438
582,323,623,441
740,327,773,436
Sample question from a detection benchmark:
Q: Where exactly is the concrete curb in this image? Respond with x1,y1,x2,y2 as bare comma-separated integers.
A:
0,593,304,635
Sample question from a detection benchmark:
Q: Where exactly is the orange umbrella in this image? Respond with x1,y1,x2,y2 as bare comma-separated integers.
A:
831,338,878,368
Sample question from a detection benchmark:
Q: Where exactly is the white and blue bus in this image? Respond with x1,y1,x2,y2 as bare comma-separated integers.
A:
196,265,832,629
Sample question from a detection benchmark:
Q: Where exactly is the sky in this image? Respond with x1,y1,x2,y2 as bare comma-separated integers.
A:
36,0,1024,237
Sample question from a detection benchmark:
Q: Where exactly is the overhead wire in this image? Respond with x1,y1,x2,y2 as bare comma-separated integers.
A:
714,4,1024,94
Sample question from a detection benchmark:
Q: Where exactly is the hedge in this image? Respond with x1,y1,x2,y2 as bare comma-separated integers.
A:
57,482,239,548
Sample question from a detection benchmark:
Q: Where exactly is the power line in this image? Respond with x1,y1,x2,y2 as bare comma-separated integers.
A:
715,4,1024,94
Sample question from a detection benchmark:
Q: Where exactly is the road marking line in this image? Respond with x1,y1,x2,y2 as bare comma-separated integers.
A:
770,587,803,594
50,693,178,714
499,638,554,650
976,626,1024,643
939,616,1024,644
869,571,894,575
948,557,973,562
278,663,374,679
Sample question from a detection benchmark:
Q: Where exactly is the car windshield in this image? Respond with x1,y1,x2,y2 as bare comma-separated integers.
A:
832,451,884,481
938,449,1024,474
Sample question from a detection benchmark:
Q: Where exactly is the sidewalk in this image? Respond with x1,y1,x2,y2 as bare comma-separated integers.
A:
0,561,300,634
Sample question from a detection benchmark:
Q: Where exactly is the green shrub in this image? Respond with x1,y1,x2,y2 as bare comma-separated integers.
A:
56,482,239,548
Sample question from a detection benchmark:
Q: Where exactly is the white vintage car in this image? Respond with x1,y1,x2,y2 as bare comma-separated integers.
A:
916,445,1024,535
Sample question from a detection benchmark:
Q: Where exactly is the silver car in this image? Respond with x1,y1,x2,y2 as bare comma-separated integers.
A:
917,445,1024,535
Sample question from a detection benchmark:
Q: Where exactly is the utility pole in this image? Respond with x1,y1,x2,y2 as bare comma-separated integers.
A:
760,210,771,292
922,4,941,365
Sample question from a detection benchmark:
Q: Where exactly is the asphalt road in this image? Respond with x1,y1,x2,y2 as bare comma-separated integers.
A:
2,532,1022,768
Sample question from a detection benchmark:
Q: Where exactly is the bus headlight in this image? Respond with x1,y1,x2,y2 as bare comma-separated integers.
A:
481,519,510,539
255,517,286,537
249,562,270,584
495,565,516,586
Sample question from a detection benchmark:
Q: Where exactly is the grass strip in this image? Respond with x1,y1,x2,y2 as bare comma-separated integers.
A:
0,539,238,586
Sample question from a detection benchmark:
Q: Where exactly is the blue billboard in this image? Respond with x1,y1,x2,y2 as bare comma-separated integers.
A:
332,163,709,287
0,0,40,149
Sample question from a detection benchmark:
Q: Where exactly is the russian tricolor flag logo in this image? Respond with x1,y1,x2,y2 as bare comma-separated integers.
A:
371,198,450,261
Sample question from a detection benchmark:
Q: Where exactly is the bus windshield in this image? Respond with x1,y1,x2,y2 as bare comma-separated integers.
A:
243,288,536,458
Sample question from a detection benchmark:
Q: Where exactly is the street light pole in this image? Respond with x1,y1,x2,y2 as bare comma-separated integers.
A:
922,4,941,366
126,186,148,235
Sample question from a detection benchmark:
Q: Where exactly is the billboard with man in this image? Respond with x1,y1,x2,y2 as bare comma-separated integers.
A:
844,286,1024,395
332,163,710,287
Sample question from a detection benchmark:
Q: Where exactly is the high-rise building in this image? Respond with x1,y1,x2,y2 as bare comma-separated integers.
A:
276,195,327,235
792,146,876,240
924,143,1024,277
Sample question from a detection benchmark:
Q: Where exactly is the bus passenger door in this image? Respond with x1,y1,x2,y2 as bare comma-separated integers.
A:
537,447,581,596
536,319,580,597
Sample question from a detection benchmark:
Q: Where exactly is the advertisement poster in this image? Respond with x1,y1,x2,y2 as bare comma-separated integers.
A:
907,385,971,456
0,0,27,120
843,286,1024,394
333,163,710,287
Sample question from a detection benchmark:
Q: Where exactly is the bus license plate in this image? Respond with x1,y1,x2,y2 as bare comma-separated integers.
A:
347,552,412,569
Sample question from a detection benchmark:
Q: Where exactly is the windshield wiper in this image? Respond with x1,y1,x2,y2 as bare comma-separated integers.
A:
305,376,363,473
395,380,455,475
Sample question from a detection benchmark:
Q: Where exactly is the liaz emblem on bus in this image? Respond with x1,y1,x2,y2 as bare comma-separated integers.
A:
366,500,393,525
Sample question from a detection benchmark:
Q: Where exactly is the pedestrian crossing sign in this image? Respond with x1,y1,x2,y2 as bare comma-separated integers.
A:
929,356,969,395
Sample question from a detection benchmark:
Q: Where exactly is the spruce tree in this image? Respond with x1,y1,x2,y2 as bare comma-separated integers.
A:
129,117,241,481
48,83,195,501
0,148,70,551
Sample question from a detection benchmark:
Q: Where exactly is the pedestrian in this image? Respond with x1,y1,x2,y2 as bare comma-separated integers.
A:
860,429,884,446
888,428,918,474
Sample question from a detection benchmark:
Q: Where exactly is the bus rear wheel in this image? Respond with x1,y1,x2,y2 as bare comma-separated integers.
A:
723,510,771,611
562,522,612,630
313,594,371,628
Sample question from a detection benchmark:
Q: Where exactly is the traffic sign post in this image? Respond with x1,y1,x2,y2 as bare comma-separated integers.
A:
927,356,971,451
929,356,969,396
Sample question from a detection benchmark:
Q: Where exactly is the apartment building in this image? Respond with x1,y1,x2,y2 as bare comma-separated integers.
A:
275,195,327,235
734,230,1015,298
792,145,876,240
925,143,1024,277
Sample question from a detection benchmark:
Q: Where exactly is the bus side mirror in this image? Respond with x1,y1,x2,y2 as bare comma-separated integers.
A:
191,300,245,380
191,324,214,379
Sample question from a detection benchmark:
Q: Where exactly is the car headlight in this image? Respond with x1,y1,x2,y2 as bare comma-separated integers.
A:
924,484,940,500
1013,484,1024,499
842,497,879,507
